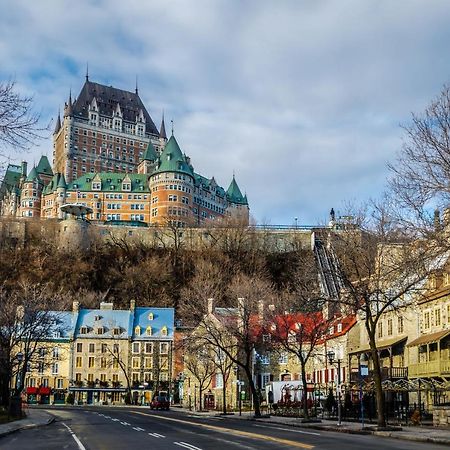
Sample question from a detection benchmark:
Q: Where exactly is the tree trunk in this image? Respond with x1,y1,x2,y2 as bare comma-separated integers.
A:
199,387,203,411
301,362,309,419
222,381,227,414
244,366,261,418
369,334,386,428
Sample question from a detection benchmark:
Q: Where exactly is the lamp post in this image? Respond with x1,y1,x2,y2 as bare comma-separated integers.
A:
327,350,342,426
294,217,298,229
359,353,368,429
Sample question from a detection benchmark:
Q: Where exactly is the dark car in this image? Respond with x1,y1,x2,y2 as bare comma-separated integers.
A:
150,395,170,410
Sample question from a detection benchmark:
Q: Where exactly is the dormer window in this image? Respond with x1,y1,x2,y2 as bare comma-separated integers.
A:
161,326,168,337
337,323,342,333
80,326,88,334
135,325,141,336
146,326,152,336
92,182,101,191
148,312,154,321
97,327,104,335
113,327,121,336
122,183,131,191
94,315,101,321
329,326,334,335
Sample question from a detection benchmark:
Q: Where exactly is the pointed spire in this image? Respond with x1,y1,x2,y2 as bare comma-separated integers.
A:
86,62,89,81
135,75,138,95
64,90,73,117
54,110,61,134
226,175,247,205
171,119,174,136
159,111,167,139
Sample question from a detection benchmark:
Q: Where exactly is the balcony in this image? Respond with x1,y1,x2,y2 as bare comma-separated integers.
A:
409,358,450,378
350,366,408,383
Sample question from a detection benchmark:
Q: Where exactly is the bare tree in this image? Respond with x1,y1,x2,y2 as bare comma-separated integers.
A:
323,203,438,428
0,80,47,154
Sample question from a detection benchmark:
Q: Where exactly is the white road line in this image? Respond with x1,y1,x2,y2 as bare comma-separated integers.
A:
133,426,145,431
104,415,111,419
111,418,120,422
120,421,130,426
62,422,87,450
253,424,321,436
174,442,203,450
148,432,165,438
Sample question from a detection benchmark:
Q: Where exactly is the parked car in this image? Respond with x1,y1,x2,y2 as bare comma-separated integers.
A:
150,395,170,410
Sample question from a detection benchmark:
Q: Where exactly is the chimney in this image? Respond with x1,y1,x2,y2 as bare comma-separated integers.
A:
21,161,27,178
207,298,214,314
100,302,113,310
434,209,441,232
72,301,80,313
130,299,136,312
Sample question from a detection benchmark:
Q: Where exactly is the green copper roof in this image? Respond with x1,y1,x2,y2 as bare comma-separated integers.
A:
0,164,21,199
152,136,194,178
68,173,150,193
25,166,42,183
226,176,248,205
194,173,226,198
36,156,53,176
42,173,59,195
142,141,158,161
57,173,67,189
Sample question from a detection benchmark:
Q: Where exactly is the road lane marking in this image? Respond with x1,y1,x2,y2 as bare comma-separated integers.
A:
148,432,165,438
133,426,145,431
174,442,203,450
120,421,130,426
112,418,120,422
253,424,321,436
62,422,87,450
131,411,314,449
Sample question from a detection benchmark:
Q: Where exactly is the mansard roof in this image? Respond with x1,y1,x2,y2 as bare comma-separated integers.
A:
142,141,158,161
153,135,194,178
68,173,150,193
194,173,226,198
0,164,21,199
132,307,174,340
72,79,158,134
25,166,41,183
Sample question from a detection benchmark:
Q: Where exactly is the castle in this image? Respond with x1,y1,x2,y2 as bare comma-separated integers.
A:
0,76,249,227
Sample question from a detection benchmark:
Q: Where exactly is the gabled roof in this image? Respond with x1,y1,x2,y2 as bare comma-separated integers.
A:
74,308,132,339
226,176,248,205
152,136,194,178
36,156,53,177
68,173,150,193
72,79,158,134
194,173,226,198
132,307,174,340
142,141,158,162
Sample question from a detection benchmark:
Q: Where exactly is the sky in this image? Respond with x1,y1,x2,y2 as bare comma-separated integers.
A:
1,0,450,225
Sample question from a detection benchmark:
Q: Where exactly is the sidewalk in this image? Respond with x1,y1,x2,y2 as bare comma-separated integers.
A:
0,408,54,438
175,407,450,446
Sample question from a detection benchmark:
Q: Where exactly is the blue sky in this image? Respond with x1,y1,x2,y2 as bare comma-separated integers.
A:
1,0,450,224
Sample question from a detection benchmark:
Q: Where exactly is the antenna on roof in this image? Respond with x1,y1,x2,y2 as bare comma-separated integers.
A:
86,62,89,81
171,119,174,136
135,75,138,95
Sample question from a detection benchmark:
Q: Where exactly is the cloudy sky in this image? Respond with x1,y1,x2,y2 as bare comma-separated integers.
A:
1,0,450,225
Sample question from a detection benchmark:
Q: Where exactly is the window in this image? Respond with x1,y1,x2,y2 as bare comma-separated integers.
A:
113,327,121,336
279,353,288,364
52,347,59,359
132,342,140,353
387,318,393,336
89,343,95,353
88,357,95,368
75,373,82,382
337,323,342,333
87,373,94,382
260,354,270,365
145,343,153,354
52,363,59,375
435,308,441,327
160,343,169,354
378,321,383,338
135,326,141,336
144,357,152,369
132,372,140,383
76,357,82,368
398,316,404,334
80,327,88,334
148,312,154,320
57,379,64,389
215,373,223,388
100,374,107,383
161,326,168,336
424,311,431,329
113,344,119,354
100,357,107,369
101,344,107,353
146,326,152,336
97,327,104,335
132,357,140,369
112,374,119,383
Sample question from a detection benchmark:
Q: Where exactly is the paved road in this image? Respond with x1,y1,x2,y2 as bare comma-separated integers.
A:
0,406,447,450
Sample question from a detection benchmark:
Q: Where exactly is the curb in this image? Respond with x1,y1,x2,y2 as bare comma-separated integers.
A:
373,431,450,446
0,415,55,439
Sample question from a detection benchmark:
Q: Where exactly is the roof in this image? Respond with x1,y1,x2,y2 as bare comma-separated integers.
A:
132,307,174,340
54,113,61,134
25,166,41,183
36,156,53,177
0,164,21,199
43,173,67,195
152,136,194,178
349,336,407,354
74,308,133,339
194,173,226,198
407,329,450,347
159,115,167,139
72,80,158,134
226,176,248,205
142,141,158,161
68,173,150,193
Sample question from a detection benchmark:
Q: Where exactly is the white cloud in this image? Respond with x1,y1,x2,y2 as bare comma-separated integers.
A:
2,0,450,223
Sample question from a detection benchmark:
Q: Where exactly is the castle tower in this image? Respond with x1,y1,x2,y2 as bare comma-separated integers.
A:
20,166,43,218
148,136,194,226
138,141,158,174
226,175,249,224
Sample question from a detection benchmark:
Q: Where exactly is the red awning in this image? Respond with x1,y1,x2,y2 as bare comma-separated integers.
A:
39,387,51,395
26,387,38,395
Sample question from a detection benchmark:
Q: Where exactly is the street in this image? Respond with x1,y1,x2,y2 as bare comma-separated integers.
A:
0,406,447,450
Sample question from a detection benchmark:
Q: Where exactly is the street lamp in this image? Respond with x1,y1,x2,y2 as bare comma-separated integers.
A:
359,353,368,429
294,217,298,229
327,350,342,426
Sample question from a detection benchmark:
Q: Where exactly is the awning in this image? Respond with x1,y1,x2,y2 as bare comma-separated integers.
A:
349,336,407,354
26,387,38,395
68,387,127,392
39,387,51,395
407,329,450,347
